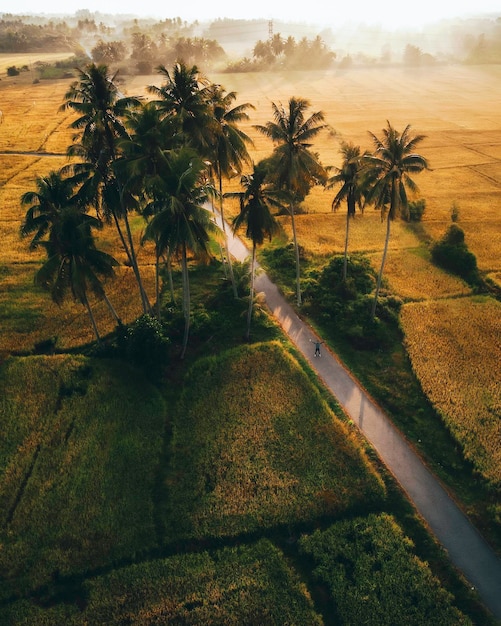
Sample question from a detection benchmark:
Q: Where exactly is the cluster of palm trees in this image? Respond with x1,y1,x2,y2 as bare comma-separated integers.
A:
20,60,428,355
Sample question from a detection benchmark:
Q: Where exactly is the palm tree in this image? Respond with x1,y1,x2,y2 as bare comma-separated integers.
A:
229,161,282,340
147,62,214,154
142,148,221,358
206,84,254,297
326,142,367,281
21,169,121,338
33,206,119,341
20,170,80,249
254,97,327,306
364,121,429,318
59,63,150,313
116,101,175,320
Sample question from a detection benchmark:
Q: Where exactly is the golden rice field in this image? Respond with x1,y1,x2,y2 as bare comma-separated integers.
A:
401,297,501,485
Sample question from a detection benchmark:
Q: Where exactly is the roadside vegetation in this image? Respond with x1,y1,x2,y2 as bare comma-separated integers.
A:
0,48,500,623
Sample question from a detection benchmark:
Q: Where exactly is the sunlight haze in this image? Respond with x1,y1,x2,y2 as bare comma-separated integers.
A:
3,0,500,30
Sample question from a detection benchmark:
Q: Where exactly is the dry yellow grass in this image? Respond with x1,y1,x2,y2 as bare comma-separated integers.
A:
0,52,75,75
401,297,501,485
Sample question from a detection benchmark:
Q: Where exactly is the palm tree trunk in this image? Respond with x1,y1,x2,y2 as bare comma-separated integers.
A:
122,211,151,314
371,212,391,319
219,175,238,298
290,202,302,307
102,291,121,326
164,249,175,304
180,244,190,360
155,249,161,321
83,294,101,342
246,244,256,341
209,193,227,277
343,209,350,282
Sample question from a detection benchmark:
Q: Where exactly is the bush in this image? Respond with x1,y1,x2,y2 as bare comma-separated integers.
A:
406,198,426,222
6,66,19,76
118,314,170,376
431,225,479,284
302,255,400,350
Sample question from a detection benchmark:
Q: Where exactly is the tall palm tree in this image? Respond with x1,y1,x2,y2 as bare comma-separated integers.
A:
326,142,367,281
147,62,214,154
254,97,327,306
364,121,428,318
142,148,221,358
33,206,119,341
59,63,150,313
206,84,254,298
21,169,121,338
229,161,282,340
116,101,175,320
20,170,80,249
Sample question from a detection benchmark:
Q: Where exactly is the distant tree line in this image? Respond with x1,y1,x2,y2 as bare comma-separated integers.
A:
226,33,335,71
0,19,76,52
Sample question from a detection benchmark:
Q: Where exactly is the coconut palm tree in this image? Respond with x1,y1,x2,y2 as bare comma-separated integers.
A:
326,142,367,281
60,63,150,313
21,168,121,337
142,148,221,358
116,101,176,319
34,206,119,341
229,161,282,339
206,84,254,297
147,62,214,154
254,97,327,306
20,170,80,249
364,121,429,318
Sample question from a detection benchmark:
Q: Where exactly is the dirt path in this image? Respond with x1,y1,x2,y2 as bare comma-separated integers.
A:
222,220,501,622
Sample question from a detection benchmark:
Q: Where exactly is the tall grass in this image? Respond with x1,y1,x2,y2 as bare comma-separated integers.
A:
0,355,166,600
162,341,385,541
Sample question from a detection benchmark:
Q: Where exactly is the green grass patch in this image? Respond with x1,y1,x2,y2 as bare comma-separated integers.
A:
0,355,166,601
299,513,472,625
161,341,386,542
0,539,323,624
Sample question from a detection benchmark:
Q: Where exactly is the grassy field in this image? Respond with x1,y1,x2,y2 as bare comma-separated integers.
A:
161,342,385,541
401,296,501,486
0,354,166,601
1,64,500,351
0,344,485,623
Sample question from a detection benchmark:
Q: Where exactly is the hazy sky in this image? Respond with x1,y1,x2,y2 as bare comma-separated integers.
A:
4,0,500,30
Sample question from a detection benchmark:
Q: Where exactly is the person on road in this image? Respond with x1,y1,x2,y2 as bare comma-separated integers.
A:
311,339,324,357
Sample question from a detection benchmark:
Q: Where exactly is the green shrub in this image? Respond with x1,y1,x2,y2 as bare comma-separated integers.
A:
431,225,479,284
118,314,170,376
406,198,426,222
303,255,394,349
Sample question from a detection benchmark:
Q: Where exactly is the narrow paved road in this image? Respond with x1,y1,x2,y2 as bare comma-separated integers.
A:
223,223,501,622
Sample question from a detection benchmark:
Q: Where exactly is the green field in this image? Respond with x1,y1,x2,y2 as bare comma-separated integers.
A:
0,344,484,624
